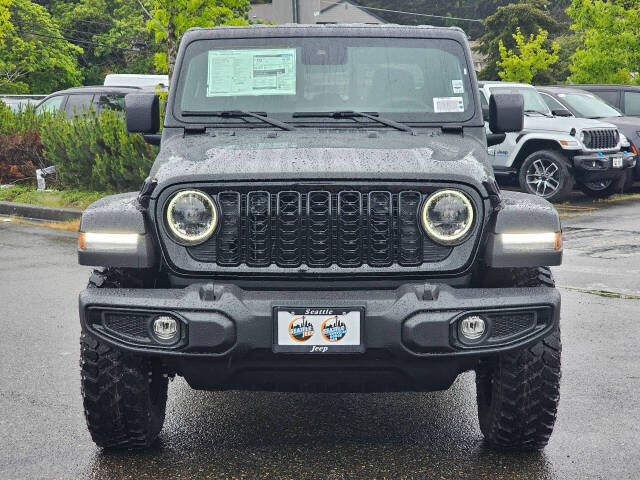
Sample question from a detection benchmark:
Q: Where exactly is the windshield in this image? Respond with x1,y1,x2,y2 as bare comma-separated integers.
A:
559,92,621,118
489,86,551,115
175,37,474,124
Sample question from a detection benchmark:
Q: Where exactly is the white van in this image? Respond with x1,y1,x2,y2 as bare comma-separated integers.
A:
103,74,168,88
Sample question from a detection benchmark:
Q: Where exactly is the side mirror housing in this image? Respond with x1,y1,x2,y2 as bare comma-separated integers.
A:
489,93,524,133
552,108,572,117
125,94,160,134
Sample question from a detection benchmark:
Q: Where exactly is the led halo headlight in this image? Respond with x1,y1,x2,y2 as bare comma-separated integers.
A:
579,130,591,147
165,190,218,246
421,189,474,245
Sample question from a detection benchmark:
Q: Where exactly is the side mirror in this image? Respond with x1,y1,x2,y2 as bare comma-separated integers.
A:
125,94,160,134
489,93,524,133
552,108,572,117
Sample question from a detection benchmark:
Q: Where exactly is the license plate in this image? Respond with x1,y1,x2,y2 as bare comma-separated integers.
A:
273,307,364,353
613,157,623,168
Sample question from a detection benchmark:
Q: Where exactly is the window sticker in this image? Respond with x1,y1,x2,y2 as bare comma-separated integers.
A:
452,79,464,94
433,97,464,113
207,48,296,97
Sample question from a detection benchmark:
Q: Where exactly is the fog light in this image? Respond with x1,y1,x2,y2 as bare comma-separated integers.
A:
153,316,178,341
460,316,486,341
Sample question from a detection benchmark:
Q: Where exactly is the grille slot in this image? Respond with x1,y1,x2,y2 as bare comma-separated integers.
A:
103,313,149,341
186,188,454,268
488,312,536,340
584,129,618,150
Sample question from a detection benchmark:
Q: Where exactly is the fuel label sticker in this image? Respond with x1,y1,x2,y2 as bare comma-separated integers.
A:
207,48,296,97
434,96,465,113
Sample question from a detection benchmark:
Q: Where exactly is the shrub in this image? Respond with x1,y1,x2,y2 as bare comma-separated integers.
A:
41,110,158,192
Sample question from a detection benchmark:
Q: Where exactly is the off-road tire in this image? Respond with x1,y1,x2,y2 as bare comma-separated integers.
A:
518,150,574,203
622,169,635,192
579,175,625,198
476,267,561,450
80,268,168,449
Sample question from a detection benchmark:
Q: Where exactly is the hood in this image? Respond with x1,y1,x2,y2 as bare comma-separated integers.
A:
598,116,640,143
149,129,493,197
523,114,618,134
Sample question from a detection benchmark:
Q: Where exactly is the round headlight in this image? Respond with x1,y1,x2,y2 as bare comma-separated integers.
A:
421,190,474,245
165,190,218,245
579,130,591,146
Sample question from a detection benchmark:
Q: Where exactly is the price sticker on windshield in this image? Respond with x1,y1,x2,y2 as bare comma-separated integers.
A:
434,96,465,113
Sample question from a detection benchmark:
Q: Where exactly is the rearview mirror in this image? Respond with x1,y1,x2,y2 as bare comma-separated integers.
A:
125,94,160,134
552,108,572,117
489,93,524,133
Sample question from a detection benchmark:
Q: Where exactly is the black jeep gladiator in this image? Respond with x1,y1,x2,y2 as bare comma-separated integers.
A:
77,24,563,450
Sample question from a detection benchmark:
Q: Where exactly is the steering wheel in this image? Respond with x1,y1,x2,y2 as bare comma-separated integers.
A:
379,97,432,111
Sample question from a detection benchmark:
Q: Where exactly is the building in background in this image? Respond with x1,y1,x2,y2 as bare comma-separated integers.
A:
250,0,384,25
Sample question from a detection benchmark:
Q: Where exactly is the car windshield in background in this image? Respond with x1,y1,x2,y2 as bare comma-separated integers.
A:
176,37,474,123
490,86,551,115
559,93,621,119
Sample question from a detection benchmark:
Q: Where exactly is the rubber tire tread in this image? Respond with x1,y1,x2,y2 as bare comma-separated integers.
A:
81,268,168,449
476,267,561,450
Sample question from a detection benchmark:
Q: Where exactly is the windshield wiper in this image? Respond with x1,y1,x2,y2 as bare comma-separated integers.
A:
292,110,416,135
182,110,296,131
524,109,552,118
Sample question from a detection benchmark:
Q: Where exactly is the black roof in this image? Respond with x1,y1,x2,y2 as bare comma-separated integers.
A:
48,85,146,96
554,84,640,91
537,86,594,95
181,23,467,42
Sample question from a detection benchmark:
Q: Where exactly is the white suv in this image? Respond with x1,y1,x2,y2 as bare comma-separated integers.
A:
479,82,633,202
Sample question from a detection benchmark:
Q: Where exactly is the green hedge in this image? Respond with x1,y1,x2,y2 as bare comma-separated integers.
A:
0,103,158,192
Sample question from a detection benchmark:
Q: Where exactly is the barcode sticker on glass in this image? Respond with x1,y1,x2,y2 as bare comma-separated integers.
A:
433,97,464,113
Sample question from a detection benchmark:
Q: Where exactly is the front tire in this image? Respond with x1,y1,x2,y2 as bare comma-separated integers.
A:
518,150,574,203
80,268,168,449
476,267,562,450
579,175,624,198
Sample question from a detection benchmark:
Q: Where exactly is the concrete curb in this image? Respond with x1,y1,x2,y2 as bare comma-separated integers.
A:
0,201,82,222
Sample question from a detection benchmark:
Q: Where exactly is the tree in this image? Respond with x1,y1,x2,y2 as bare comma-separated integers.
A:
0,0,82,93
51,0,158,85
476,0,564,81
567,0,640,84
147,0,251,82
497,27,559,83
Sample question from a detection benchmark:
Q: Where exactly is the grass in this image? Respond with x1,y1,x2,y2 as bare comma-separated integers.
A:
6,217,80,232
0,185,106,210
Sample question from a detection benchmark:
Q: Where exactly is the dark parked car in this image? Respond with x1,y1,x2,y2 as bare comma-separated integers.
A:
566,84,640,117
539,86,639,191
77,24,564,451
35,86,147,118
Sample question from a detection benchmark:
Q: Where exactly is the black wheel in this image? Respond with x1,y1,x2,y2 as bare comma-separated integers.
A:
579,175,624,198
518,150,574,202
80,268,168,449
476,267,561,450
622,169,635,192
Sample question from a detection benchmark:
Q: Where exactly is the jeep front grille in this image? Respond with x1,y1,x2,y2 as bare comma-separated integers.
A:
185,188,455,268
583,129,618,150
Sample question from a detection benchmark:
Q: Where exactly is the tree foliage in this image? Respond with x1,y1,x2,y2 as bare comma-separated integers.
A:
497,27,559,83
476,0,564,81
147,0,251,81
0,0,82,93
50,0,158,85
567,0,640,84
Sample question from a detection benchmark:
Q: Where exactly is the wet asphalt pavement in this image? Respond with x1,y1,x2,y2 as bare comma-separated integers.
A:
1,194,639,480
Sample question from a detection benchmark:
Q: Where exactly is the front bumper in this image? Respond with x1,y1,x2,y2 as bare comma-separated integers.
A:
79,283,560,392
573,152,636,182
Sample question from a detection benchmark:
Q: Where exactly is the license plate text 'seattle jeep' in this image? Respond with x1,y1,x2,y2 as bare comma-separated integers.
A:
77,24,563,451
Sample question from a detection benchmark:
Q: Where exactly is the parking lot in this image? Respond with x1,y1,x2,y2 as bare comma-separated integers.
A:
1,191,639,480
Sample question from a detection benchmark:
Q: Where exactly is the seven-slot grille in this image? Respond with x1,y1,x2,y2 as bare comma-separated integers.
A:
184,188,459,268
583,128,618,150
